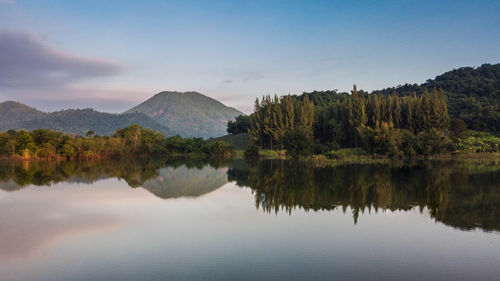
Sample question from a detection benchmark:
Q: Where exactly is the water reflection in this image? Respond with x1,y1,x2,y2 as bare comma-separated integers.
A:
228,160,500,232
0,158,229,198
0,158,499,232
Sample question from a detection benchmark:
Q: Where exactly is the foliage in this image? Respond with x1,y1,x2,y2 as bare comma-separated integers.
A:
282,128,312,158
0,104,176,137
208,133,250,150
227,115,251,134
249,94,314,150
0,125,226,160
456,131,500,152
358,125,455,157
207,141,233,158
373,63,500,135
244,144,259,159
247,86,451,157
324,148,366,160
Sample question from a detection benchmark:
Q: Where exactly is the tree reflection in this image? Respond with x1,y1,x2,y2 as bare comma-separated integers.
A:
228,160,500,232
0,158,498,232
0,157,231,198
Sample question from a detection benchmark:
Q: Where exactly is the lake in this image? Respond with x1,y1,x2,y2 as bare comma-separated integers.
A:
0,158,499,281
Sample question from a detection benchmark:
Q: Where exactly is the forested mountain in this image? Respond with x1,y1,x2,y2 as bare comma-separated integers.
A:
291,64,499,135
0,102,175,136
20,109,176,136
372,63,500,134
0,101,47,131
0,91,243,138
233,64,500,157
125,91,243,138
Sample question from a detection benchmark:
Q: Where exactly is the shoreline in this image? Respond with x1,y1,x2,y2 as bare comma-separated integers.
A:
1,150,498,165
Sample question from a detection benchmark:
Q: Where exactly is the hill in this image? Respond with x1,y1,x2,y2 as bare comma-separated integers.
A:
0,101,47,131
125,91,243,138
0,102,175,136
208,133,250,150
372,63,500,134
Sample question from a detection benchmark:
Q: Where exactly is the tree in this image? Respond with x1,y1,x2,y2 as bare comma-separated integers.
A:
227,115,251,135
451,119,467,138
283,128,312,158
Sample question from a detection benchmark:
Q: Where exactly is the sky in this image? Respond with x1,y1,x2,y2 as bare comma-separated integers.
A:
0,0,499,113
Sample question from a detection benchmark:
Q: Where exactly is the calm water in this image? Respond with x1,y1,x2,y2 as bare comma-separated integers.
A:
0,158,499,281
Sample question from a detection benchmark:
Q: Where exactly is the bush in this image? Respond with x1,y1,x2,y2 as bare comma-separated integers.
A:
244,143,259,159
358,125,454,157
456,131,500,152
282,128,312,159
324,148,366,160
416,129,455,155
207,141,233,158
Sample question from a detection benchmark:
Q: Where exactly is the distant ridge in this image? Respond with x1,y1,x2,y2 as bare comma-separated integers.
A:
125,91,243,138
0,101,175,136
0,101,47,130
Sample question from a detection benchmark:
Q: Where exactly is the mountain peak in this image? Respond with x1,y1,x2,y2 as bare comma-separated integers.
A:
125,91,243,138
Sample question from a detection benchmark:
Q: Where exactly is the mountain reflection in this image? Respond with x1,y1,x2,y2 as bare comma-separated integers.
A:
0,158,230,199
0,158,498,232
228,160,500,232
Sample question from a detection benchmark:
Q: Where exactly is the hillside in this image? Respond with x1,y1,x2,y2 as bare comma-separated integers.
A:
0,102,175,136
125,91,243,138
372,63,500,134
0,101,47,131
208,133,250,150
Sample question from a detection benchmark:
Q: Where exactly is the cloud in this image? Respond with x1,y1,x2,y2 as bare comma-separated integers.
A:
240,71,264,82
0,30,121,89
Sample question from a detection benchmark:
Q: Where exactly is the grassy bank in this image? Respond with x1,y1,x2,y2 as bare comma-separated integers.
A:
234,147,500,164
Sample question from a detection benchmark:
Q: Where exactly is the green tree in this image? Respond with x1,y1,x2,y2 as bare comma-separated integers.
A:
283,128,312,158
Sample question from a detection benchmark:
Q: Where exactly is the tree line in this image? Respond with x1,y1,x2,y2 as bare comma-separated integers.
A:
243,86,462,157
372,63,500,135
0,124,232,160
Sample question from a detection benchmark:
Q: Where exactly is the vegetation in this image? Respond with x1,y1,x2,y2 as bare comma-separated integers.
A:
282,128,312,158
221,63,500,159
455,131,500,153
208,133,250,150
244,144,259,159
227,115,251,135
0,101,46,131
207,141,233,159
247,86,458,158
0,102,175,136
372,63,500,135
0,124,233,160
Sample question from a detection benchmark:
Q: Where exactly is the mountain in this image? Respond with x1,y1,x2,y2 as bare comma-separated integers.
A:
0,102,175,136
0,101,47,131
372,63,500,134
125,91,243,138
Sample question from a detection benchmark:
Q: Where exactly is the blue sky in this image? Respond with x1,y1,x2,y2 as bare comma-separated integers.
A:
1,0,499,113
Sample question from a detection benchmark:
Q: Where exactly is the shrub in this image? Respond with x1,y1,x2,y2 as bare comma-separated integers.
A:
207,141,233,158
282,128,312,159
456,131,500,152
244,143,259,159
